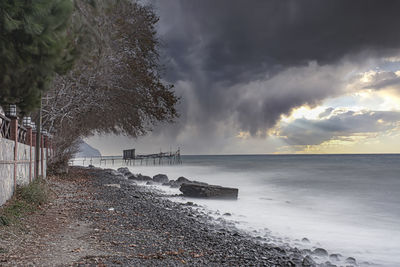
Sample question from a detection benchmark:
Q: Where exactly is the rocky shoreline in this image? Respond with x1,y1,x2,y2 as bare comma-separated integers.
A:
83,166,358,267
0,166,358,266
80,166,302,266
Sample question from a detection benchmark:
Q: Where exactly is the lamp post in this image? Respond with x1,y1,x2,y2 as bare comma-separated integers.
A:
35,95,42,178
22,116,32,128
5,104,17,118
6,104,18,191
23,116,33,181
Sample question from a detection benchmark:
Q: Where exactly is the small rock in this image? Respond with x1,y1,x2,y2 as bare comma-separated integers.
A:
301,237,310,243
146,181,155,185
127,174,137,180
108,208,115,211
176,176,190,184
329,254,341,261
345,257,356,265
302,255,315,266
104,184,121,189
117,167,130,174
153,174,169,183
115,175,127,180
104,169,121,177
312,248,328,257
136,174,152,181
223,213,231,216
169,177,191,188
324,261,336,267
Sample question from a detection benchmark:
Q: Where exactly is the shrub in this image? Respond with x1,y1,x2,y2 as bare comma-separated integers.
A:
17,177,50,206
0,178,50,226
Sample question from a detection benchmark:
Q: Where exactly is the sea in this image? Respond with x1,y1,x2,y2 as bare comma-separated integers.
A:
79,154,400,266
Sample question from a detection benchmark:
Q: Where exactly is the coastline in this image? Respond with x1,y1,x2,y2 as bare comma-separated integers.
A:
1,166,348,266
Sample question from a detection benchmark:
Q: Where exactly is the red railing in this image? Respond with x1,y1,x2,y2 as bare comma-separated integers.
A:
0,113,11,139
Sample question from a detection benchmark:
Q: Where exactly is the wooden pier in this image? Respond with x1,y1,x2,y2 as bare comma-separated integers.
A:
124,149,181,166
70,149,181,166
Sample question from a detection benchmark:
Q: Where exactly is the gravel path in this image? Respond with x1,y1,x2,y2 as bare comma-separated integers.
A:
0,167,318,266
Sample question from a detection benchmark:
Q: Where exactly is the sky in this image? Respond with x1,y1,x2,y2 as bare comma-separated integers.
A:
88,0,400,155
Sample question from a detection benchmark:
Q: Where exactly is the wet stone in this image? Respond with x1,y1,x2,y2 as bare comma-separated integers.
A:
153,174,169,183
302,255,315,266
312,248,328,257
345,257,357,265
180,183,239,199
329,254,341,261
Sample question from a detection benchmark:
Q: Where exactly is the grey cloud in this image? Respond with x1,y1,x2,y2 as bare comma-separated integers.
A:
361,71,400,90
319,108,335,119
279,110,400,146
232,63,351,135
141,1,400,153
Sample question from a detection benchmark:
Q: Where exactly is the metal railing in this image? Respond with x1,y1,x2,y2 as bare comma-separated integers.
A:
0,113,11,139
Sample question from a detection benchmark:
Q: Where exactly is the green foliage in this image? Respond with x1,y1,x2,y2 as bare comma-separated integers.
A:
0,200,32,226
0,0,75,113
18,177,50,206
0,178,50,226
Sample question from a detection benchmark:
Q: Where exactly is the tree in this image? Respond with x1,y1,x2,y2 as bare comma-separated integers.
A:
42,0,178,169
0,0,75,113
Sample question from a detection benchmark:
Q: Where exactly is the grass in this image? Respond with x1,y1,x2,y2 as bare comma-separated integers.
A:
0,177,50,226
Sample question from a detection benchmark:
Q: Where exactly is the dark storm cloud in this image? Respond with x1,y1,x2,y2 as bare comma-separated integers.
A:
151,0,400,146
279,110,400,146
158,0,400,80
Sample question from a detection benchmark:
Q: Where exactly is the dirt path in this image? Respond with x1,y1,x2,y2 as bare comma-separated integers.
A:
0,169,108,266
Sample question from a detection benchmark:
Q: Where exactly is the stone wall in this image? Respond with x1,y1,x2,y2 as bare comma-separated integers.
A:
0,138,15,206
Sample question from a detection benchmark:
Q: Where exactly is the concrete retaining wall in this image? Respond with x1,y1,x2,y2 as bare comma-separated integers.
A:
16,143,32,186
0,138,50,207
0,138,16,206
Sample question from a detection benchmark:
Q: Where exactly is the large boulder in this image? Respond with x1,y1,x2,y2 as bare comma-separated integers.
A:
180,183,238,199
191,180,208,186
153,174,169,183
170,176,191,188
